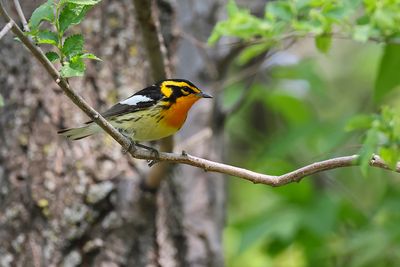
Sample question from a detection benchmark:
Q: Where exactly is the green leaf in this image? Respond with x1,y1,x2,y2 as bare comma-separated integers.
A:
79,53,102,61
315,34,332,54
324,5,351,21
291,20,324,35
265,93,312,125
45,51,60,62
65,0,101,4
226,0,239,17
208,24,224,45
374,44,400,102
60,57,86,77
62,34,84,57
237,43,270,65
29,0,55,31
345,114,374,131
266,1,293,21
37,30,58,45
379,146,399,170
359,127,379,175
59,3,93,33
0,94,4,107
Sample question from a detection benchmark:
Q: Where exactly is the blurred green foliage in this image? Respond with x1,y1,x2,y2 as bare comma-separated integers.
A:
209,0,400,51
223,42,400,267
213,1,400,266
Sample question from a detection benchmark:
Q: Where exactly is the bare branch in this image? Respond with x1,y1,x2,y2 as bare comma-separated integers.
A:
140,154,399,187
1,2,398,189
13,0,29,31
0,20,12,39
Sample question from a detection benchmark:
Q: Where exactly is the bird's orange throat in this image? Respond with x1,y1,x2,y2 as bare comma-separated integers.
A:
162,96,200,129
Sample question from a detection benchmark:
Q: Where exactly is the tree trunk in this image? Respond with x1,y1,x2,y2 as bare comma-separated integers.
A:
0,0,226,266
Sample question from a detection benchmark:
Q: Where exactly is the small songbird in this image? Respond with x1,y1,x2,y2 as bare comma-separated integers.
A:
58,79,212,146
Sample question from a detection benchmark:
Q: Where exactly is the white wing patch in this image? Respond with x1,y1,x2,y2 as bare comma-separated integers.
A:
119,95,153,106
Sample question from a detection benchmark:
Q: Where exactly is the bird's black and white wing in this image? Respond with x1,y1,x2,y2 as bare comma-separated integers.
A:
100,85,163,118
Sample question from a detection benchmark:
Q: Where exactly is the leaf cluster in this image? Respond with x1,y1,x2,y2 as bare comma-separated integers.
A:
28,0,102,78
347,106,400,173
209,0,400,58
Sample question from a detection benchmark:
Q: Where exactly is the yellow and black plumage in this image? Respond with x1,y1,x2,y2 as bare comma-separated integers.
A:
58,79,212,142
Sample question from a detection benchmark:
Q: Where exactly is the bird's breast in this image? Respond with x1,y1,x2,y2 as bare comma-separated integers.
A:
162,96,199,129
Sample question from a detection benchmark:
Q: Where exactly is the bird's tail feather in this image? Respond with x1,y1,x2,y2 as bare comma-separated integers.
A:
58,123,100,140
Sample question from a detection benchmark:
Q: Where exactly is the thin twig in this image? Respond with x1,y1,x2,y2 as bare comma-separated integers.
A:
219,40,296,117
221,56,267,117
13,0,29,31
0,20,12,39
219,39,297,91
212,32,400,48
1,2,399,188
178,30,219,79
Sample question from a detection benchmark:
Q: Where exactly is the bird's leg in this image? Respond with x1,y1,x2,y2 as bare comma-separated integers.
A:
121,140,136,154
117,129,159,166
134,142,160,166
118,129,137,154
134,142,159,156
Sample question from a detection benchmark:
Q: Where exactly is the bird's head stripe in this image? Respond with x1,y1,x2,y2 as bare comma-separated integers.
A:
161,83,173,98
119,95,153,106
161,80,201,95
187,84,201,94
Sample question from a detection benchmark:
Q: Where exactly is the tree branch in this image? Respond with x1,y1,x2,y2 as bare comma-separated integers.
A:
13,0,29,31
1,2,398,189
0,20,12,39
132,153,399,187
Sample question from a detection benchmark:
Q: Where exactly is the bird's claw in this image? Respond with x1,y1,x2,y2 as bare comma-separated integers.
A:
147,148,160,167
147,159,158,167
122,141,136,154
133,142,159,167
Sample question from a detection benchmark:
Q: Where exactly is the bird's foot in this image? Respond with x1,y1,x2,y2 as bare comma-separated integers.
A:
134,143,160,167
122,140,137,154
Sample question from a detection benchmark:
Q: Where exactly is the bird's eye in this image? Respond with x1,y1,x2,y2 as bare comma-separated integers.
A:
180,87,190,95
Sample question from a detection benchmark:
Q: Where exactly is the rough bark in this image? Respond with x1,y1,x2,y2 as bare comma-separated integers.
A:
0,0,227,266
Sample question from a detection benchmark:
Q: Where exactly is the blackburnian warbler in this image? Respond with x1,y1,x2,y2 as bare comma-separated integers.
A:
58,79,212,145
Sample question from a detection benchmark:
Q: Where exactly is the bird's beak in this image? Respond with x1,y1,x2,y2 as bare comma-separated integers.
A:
197,92,213,98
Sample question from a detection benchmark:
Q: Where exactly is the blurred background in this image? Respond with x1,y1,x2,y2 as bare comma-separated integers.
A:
223,39,400,267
